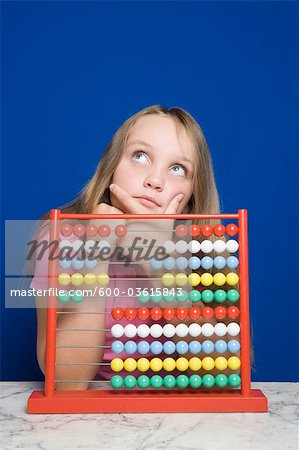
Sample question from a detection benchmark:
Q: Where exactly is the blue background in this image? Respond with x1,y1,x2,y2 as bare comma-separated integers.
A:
1,1,298,382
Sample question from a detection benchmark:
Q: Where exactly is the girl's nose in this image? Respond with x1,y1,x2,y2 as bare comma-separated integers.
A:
144,175,163,191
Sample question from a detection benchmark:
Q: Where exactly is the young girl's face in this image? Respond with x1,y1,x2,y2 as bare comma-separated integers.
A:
111,115,195,213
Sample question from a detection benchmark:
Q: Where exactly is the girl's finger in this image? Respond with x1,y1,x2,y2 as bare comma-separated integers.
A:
109,184,147,214
164,194,184,214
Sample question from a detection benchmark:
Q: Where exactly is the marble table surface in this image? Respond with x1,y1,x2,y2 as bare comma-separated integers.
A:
0,382,298,450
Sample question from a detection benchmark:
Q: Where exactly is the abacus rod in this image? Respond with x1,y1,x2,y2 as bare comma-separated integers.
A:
56,362,110,366
56,345,111,348
59,213,239,220
54,380,111,383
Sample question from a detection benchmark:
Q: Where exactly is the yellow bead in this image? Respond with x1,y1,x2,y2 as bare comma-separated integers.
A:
188,273,201,287
200,273,213,286
111,358,124,372
123,358,137,372
137,358,150,372
226,273,239,286
227,356,241,370
176,357,189,371
189,357,202,371
162,273,175,287
213,273,226,286
163,357,176,372
97,273,110,286
84,273,97,286
175,273,188,287
215,357,228,370
202,357,215,371
58,273,71,286
150,358,163,372
70,273,84,286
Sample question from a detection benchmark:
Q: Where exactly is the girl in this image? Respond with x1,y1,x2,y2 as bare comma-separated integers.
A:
31,105,243,391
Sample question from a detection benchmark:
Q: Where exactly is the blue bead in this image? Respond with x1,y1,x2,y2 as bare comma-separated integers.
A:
150,258,163,270
201,340,215,354
201,256,213,270
228,339,240,353
214,340,228,353
151,341,163,355
124,341,137,354
59,259,72,269
163,341,176,355
176,340,189,355
163,257,176,270
137,341,150,355
214,256,226,270
188,257,201,270
189,340,202,354
176,257,188,270
227,256,239,269
72,258,85,270
111,340,124,354
85,258,97,270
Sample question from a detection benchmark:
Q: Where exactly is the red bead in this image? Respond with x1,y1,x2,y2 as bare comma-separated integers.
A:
189,307,201,320
201,306,214,320
111,307,124,320
190,224,201,237
227,305,240,319
98,224,111,238
138,307,150,320
115,224,127,237
73,224,86,237
226,223,238,236
150,307,163,321
214,306,227,320
60,223,73,237
175,224,189,238
86,224,98,237
163,307,176,320
201,224,213,237
213,224,226,237
176,307,189,320
124,308,137,321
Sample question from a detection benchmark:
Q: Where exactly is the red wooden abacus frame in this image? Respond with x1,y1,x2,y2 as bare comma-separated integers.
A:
27,209,268,413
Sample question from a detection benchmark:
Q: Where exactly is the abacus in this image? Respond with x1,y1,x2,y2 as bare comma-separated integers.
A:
27,209,268,413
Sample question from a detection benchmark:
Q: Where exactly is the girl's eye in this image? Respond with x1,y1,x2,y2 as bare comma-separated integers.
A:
170,165,189,177
132,151,149,164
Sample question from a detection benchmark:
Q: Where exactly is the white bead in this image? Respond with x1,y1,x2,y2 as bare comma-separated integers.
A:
201,323,214,337
84,240,98,253
72,240,84,253
227,322,240,336
213,240,226,254
188,323,201,337
98,240,111,251
59,239,72,250
175,240,189,254
200,240,214,254
124,324,137,338
214,323,227,337
163,240,176,254
163,324,176,338
226,239,239,253
176,323,189,337
188,240,201,254
150,324,163,338
111,324,124,338
137,324,150,338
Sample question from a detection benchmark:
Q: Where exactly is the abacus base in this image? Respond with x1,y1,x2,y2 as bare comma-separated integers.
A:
27,389,268,413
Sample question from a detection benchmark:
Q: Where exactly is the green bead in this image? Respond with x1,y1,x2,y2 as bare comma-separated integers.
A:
176,375,189,388
228,374,241,387
163,294,175,303
201,290,214,303
202,374,215,388
58,290,70,302
215,374,228,388
176,290,189,302
110,375,123,389
70,290,84,303
137,292,151,303
163,375,176,388
124,375,137,389
189,290,201,303
150,292,163,303
189,374,202,389
137,375,150,389
227,289,240,303
214,289,227,303
151,375,163,388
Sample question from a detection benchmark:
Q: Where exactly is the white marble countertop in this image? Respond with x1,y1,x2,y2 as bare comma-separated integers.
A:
0,382,298,450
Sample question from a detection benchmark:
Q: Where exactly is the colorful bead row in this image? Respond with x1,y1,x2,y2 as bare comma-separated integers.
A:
59,239,112,254
137,289,240,304
60,223,127,238
161,272,239,287
58,290,84,303
110,356,241,372
59,258,98,271
58,272,110,287
163,239,238,255
176,223,238,238
111,322,240,339
151,255,239,271
111,373,241,389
